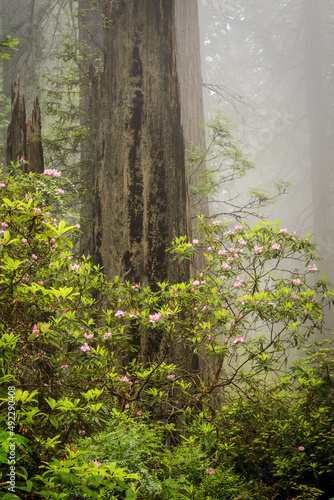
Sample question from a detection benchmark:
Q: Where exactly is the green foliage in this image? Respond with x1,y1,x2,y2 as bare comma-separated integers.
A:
187,113,254,200
0,37,19,59
0,164,333,498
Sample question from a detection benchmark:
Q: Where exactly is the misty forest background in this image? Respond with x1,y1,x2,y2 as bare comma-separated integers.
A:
0,1,334,499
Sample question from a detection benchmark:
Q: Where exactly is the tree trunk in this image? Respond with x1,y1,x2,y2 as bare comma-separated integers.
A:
78,0,104,254
89,0,190,288
6,76,43,173
175,0,208,222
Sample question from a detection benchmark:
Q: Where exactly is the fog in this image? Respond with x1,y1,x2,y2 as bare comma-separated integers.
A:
198,0,334,330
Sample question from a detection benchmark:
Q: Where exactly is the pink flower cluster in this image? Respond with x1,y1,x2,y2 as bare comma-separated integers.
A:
32,324,40,337
233,277,243,288
254,245,263,254
84,333,94,340
233,336,244,344
44,169,61,177
149,312,162,323
70,263,80,271
80,343,90,352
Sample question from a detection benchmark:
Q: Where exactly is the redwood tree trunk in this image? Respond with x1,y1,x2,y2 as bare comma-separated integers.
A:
90,0,190,287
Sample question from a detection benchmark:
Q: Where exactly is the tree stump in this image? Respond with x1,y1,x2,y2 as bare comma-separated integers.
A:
6,76,44,173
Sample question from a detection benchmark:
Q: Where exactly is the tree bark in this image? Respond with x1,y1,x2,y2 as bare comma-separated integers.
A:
89,0,190,288
6,76,43,173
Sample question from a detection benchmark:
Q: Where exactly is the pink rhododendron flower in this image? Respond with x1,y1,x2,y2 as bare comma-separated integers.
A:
56,188,65,194
192,239,199,244
84,333,94,340
235,225,242,230
167,374,175,379
280,228,287,233
80,343,90,352
272,243,280,250
218,250,225,256
0,183,6,188
234,336,244,344
254,245,263,254
309,264,318,271
298,446,305,451
120,376,130,383
22,238,28,243
192,280,200,286
206,468,215,475
44,169,61,177
32,254,38,260
227,230,235,235
149,312,162,323
103,331,112,339
70,263,80,271
239,238,247,245
38,281,44,285
233,277,243,288
115,310,125,318
32,324,40,335
1,222,8,227
125,403,130,409
92,460,102,467
212,220,221,226
293,279,301,285
60,364,68,370
207,246,213,251
221,263,229,270
78,430,85,435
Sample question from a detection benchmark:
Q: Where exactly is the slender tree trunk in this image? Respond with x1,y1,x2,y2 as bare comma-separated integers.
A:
89,0,190,288
78,0,104,254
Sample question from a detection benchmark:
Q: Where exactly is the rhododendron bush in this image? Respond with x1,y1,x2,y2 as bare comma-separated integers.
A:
0,163,333,499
